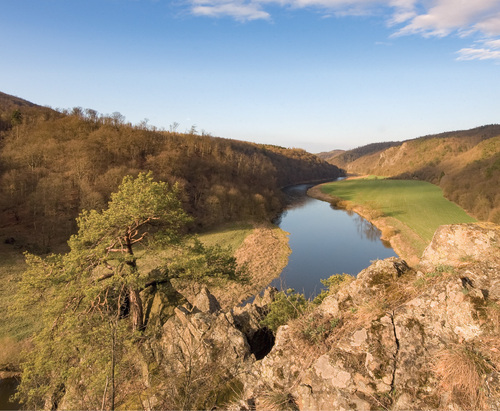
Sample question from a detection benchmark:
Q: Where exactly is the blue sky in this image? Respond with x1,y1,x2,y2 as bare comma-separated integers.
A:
2,0,499,152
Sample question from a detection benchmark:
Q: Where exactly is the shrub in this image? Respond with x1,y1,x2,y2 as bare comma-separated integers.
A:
260,289,309,333
301,314,341,345
313,274,353,305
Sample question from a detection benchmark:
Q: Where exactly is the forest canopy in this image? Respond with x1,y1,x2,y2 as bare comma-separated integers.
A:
0,92,342,249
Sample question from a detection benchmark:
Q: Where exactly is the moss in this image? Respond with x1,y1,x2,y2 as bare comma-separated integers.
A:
468,295,489,322
276,367,285,380
367,269,394,288
405,318,425,338
301,314,341,345
373,366,385,380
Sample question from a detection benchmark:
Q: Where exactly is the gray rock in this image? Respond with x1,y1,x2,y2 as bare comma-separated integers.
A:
193,286,221,313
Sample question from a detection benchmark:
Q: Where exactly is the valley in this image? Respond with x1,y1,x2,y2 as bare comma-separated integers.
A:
0,91,499,410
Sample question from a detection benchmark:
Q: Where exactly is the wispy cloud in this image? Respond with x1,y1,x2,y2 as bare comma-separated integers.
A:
457,38,500,61
190,0,270,21
183,0,500,60
184,0,500,34
394,0,500,37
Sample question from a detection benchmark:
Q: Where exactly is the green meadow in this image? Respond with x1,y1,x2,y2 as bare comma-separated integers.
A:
321,177,476,251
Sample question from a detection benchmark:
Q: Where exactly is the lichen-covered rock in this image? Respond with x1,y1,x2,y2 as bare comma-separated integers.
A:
421,223,500,269
236,223,500,410
193,286,221,313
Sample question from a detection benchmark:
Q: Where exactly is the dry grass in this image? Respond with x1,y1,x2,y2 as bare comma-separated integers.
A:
207,222,290,308
434,345,493,409
260,391,298,410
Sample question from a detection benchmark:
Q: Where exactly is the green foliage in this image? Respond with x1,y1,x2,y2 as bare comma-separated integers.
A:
434,264,455,273
168,238,246,283
260,289,309,333
313,273,352,305
12,173,196,409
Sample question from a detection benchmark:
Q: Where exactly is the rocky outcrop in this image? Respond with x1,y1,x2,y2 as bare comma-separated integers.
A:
160,287,253,374
150,223,500,410
421,222,500,266
233,223,500,410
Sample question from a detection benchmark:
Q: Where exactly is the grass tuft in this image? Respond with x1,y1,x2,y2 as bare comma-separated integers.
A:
434,345,492,409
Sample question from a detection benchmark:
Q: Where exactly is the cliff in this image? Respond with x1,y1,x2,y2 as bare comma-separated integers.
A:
143,223,500,410
51,223,500,410
235,223,500,410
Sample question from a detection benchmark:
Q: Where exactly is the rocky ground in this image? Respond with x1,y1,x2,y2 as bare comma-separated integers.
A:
148,222,500,410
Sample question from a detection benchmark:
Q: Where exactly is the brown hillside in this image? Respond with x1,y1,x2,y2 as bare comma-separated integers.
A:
315,149,344,162
0,92,342,251
325,125,500,223
0,91,37,109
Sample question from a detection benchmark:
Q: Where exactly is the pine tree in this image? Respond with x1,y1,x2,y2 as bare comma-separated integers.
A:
14,172,191,409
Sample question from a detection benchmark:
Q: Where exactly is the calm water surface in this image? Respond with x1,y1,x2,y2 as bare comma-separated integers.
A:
269,184,396,298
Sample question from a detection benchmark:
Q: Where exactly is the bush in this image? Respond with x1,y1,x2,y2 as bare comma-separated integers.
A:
313,274,353,305
260,289,309,333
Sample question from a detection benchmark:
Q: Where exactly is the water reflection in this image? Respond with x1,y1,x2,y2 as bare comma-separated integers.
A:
269,184,397,298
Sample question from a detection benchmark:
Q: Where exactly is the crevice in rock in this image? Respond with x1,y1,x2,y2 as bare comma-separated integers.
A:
247,327,275,360
390,311,400,393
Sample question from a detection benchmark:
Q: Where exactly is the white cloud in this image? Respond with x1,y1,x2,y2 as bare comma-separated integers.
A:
475,14,500,36
456,38,500,61
184,0,500,51
485,38,500,48
395,0,500,37
189,0,270,21
456,47,500,60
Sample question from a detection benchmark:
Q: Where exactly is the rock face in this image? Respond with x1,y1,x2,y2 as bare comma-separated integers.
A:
160,287,256,374
421,222,500,269
152,223,500,410
232,223,500,410
147,287,276,409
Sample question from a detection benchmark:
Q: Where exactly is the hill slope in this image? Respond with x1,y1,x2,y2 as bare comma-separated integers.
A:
0,91,342,250
324,125,500,223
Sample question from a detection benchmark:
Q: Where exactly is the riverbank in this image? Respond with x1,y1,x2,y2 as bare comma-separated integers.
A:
172,221,291,309
307,184,422,265
211,221,291,307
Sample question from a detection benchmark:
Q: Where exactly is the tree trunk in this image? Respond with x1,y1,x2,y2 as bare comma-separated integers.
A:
129,288,144,331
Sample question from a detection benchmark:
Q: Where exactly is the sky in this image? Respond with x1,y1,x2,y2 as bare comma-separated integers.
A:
1,0,500,152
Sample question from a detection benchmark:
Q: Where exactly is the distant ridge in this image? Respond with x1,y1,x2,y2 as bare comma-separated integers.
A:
323,124,500,223
318,141,400,165
0,91,38,109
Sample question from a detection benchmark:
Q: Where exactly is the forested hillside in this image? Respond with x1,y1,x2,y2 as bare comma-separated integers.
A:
0,92,342,250
324,125,500,223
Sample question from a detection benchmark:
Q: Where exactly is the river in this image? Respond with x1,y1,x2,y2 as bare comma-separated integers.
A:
268,183,397,298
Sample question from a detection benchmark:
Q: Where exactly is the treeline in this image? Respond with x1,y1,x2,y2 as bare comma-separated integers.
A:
318,141,399,166
0,93,342,249
324,125,500,223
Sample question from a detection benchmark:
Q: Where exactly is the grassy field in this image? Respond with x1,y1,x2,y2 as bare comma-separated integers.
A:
198,222,254,251
320,177,476,253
